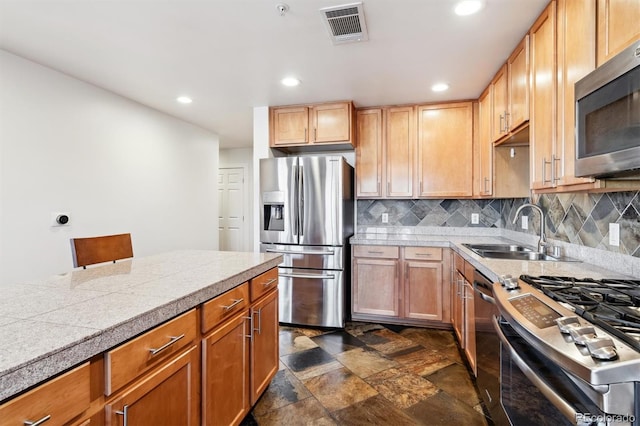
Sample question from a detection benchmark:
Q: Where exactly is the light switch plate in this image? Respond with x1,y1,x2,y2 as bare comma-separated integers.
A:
521,215,528,230
609,223,620,246
381,213,389,223
471,213,479,224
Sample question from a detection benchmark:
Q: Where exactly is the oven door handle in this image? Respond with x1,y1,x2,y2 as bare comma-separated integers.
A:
492,316,578,422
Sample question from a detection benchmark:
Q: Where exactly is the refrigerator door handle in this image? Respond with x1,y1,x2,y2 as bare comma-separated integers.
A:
292,164,298,238
265,248,336,255
279,272,335,280
298,164,304,238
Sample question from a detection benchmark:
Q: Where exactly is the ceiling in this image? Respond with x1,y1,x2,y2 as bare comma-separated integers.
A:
0,0,549,148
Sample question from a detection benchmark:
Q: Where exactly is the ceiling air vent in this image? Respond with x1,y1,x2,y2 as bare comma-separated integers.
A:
320,2,369,45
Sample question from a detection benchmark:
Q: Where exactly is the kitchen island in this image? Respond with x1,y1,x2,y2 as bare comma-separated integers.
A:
0,249,281,417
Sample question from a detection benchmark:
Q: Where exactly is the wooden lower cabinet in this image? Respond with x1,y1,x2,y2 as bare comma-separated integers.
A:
106,345,199,426
352,245,449,326
452,253,477,376
451,271,465,344
250,289,279,405
463,281,476,375
202,311,250,426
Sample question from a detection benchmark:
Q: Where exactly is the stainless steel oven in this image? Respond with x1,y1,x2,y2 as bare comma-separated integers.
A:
493,275,639,426
575,39,640,178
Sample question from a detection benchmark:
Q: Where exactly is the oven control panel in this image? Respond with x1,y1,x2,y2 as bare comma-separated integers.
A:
510,294,561,329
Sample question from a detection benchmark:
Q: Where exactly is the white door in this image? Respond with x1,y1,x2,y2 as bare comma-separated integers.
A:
218,167,246,251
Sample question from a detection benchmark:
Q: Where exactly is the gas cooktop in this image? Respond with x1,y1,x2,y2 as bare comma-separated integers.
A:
519,275,640,352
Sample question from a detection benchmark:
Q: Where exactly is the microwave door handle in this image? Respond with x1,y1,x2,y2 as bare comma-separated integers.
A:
492,316,578,422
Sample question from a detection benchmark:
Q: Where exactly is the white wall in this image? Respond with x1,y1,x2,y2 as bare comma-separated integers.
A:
219,147,253,251
0,51,220,285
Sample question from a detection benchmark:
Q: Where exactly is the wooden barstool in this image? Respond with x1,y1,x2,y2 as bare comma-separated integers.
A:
70,233,133,269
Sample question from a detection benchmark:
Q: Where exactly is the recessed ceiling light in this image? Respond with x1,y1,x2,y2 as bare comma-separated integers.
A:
454,0,484,16
281,77,301,87
431,83,449,92
176,96,192,104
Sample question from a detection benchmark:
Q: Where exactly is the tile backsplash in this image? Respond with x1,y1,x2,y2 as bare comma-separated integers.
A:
356,190,640,258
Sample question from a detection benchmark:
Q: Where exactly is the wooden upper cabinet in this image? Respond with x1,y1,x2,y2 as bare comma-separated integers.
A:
596,0,640,66
271,106,309,146
416,102,474,197
356,108,384,198
507,35,530,132
529,1,557,190
270,101,354,150
555,0,597,188
385,106,415,198
491,65,508,142
478,87,493,196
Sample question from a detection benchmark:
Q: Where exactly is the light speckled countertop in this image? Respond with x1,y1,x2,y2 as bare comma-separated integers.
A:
350,230,634,283
0,250,282,402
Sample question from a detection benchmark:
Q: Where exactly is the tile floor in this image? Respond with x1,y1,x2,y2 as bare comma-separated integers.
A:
243,322,491,426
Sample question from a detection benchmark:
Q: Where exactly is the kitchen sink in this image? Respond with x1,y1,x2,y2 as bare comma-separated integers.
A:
462,243,580,262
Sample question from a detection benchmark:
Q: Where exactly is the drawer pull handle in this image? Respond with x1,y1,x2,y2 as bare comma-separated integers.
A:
149,334,185,356
222,298,244,312
24,415,51,426
415,253,432,257
262,278,277,287
115,406,129,426
367,250,384,254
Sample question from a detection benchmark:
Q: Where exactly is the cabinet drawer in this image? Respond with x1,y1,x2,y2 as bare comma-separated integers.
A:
353,245,399,259
404,247,442,261
454,252,465,273
0,363,90,425
250,268,279,302
105,309,197,396
202,282,250,333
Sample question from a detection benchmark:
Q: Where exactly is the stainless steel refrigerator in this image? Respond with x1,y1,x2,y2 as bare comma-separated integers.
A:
259,156,353,328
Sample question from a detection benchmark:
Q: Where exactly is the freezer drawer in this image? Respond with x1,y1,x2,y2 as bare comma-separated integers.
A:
278,268,344,328
261,244,344,270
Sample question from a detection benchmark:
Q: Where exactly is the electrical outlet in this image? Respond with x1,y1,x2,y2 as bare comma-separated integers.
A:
381,213,389,223
471,213,480,224
51,212,71,227
609,223,620,246
521,215,528,230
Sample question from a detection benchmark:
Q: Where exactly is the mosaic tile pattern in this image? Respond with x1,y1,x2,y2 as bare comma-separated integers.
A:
356,190,640,258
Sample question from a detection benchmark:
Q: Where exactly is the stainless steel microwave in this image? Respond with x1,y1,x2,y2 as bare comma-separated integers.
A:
575,40,640,178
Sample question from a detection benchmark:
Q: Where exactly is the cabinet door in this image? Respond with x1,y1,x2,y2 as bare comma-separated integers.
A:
478,87,493,196
202,311,250,426
463,281,476,376
107,345,199,426
356,108,384,198
271,107,309,146
416,102,473,197
507,36,530,131
385,106,414,197
353,257,399,316
250,289,279,405
404,260,443,321
596,0,640,66
491,65,508,142
452,272,464,346
556,0,598,187
311,102,351,143
530,1,557,190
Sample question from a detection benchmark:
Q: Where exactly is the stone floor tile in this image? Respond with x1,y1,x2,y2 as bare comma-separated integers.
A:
332,394,418,426
253,397,330,426
397,327,458,350
281,347,334,372
303,367,379,412
390,347,455,377
335,347,398,378
405,390,489,426
310,330,366,355
359,328,416,354
279,329,319,356
364,367,438,409
252,368,312,416
425,363,481,407
344,322,385,337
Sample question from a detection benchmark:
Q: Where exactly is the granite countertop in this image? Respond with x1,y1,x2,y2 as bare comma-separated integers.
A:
0,250,282,402
350,231,633,282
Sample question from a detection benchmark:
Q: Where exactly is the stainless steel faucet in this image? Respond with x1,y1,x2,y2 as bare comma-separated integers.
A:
512,203,548,253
